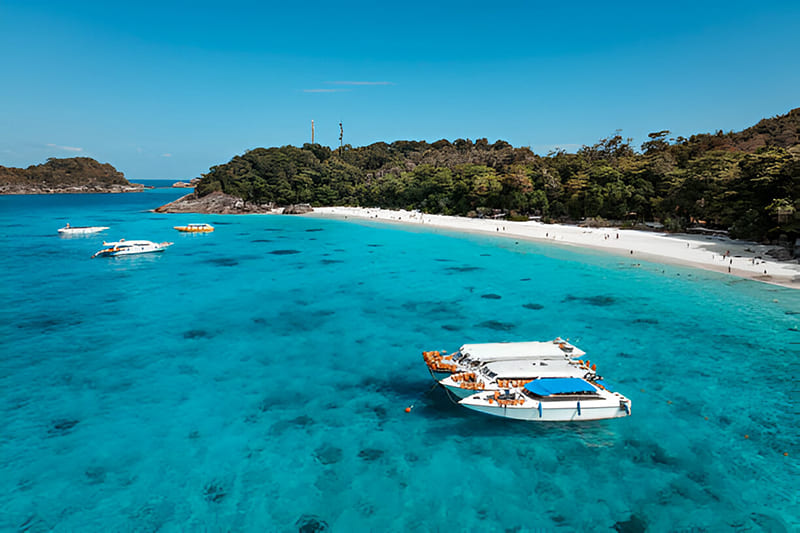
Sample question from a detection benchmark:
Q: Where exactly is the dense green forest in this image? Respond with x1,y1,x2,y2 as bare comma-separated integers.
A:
0,157,130,187
196,108,800,243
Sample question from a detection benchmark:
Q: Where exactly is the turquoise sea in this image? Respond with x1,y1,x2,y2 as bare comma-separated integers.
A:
1,186,798,532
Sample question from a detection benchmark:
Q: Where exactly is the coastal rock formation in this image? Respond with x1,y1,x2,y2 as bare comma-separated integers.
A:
154,191,280,214
283,203,313,214
172,177,201,188
0,157,143,194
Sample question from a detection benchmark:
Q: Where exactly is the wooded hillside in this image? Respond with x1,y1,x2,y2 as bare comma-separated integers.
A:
193,108,799,243
0,157,137,194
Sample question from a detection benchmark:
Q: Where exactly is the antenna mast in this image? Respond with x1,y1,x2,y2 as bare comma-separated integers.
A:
339,122,343,155
311,120,315,144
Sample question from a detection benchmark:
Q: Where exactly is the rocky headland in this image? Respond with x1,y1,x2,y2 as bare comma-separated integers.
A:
154,190,313,215
0,157,143,194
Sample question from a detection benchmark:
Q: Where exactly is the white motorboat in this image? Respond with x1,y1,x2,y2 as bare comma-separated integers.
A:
439,356,600,399
91,239,173,258
423,339,585,381
459,377,632,422
58,224,109,235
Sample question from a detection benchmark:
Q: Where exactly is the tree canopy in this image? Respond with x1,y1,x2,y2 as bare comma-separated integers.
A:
195,109,800,243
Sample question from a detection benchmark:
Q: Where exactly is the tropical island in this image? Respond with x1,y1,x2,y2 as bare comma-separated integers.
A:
159,108,799,250
0,157,143,194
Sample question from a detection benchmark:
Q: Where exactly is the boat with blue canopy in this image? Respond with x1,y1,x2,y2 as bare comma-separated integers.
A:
458,376,632,422
438,357,600,399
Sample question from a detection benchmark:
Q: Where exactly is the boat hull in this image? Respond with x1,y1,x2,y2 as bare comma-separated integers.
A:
58,226,109,234
460,400,630,421
96,248,167,257
442,384,475,399
174,225,214,233
428,369,452,382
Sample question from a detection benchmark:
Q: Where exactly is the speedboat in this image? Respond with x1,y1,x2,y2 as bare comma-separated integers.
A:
58,224,109,235
424,339,585,381
439,356,601,399
173,223,214,233
91,239,173,258
459,377,632,421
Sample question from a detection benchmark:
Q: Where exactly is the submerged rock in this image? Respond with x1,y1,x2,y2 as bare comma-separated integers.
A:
314,444,343,465
269,249,301,255
476,320,516,331
85,466,107,485
613,513,647,533
48,418,79,436
203,482,227,503
564,294,616,306
296,514,328,532
357,448,384,461
203,257,239,267
445,265,483,273
183,329,210,339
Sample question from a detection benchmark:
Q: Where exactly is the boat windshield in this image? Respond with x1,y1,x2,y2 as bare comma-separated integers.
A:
452,351,467,363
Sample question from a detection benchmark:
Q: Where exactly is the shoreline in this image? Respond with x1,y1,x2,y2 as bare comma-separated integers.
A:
0,185,145,195
306,207,800,290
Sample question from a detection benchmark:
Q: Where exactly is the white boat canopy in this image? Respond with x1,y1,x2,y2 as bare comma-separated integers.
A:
479,358,585,378
458,340,585,362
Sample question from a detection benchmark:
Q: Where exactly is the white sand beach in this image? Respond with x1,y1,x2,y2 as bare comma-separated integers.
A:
308,207,800,289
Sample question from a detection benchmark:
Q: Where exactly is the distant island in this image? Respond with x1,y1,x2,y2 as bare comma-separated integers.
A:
0,157,143,194
158,108,799,247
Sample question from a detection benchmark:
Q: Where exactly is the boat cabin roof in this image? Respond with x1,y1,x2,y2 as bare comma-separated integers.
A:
458,340,584,361
482,358,582,378
524,377,596,396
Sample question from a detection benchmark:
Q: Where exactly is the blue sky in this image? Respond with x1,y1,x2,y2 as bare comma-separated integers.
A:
1,1,798,180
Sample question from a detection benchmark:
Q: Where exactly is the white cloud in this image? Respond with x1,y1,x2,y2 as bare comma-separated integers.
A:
303,88,351,93
47,143,83,152
325,81,394,86
162,153,172,157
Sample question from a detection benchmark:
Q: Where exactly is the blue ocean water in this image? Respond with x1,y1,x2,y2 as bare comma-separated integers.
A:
1,191,798,532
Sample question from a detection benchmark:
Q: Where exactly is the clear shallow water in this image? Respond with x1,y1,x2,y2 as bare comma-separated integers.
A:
1,192,798,532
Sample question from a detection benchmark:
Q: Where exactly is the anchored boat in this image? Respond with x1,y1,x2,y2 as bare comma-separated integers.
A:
58,224,109,235
423,339,631,422
423,339,584,381
174,223,214,233
91,239,173,258
459,377,632,421
439,356,600,399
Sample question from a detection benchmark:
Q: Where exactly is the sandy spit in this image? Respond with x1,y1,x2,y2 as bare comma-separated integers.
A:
305,207,800,290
